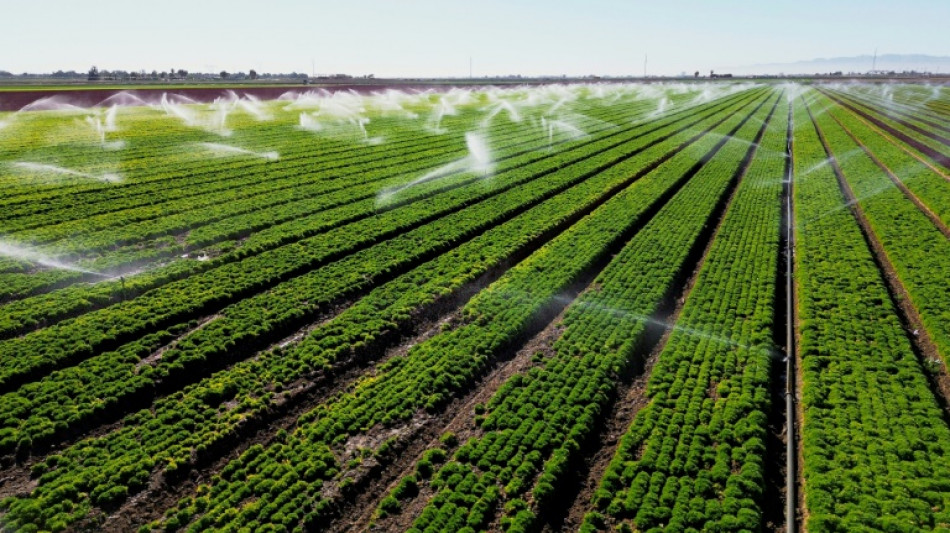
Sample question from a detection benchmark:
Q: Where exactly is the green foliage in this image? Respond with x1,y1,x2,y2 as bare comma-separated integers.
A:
377,495,401,517
11,84,919,533
406,89,779,532
588,92,789,530
792,91,950,531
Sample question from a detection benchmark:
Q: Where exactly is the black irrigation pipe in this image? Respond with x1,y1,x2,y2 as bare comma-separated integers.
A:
784,98,797,533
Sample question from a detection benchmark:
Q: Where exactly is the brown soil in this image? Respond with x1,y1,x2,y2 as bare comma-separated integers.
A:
136,314,221,369
96,301,468,532
552,329,662,532
0,465,37,502
0,406,137,500
761,101,793,533
330,305,566,533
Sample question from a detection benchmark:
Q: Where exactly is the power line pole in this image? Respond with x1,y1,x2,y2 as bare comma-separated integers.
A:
871,47,878,72
644,53,648,78
469,56,473,78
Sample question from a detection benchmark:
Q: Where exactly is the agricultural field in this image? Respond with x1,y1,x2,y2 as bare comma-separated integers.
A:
0,80,947,533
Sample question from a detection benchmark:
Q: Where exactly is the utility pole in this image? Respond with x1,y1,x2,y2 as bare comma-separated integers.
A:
311,58,315,78
644,53,648,78
871,47,878,73
469,56,473,78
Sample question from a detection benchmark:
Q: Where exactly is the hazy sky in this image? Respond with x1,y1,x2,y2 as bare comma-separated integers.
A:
3,0,947,76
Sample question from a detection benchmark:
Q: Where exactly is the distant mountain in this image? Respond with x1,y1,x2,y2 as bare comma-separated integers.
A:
720,54,950,76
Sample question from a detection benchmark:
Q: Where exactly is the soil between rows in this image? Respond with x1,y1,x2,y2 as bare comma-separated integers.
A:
96,286,479,532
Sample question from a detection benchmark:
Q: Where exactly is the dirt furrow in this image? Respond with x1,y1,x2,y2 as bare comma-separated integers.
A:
332,293,576,533
97,286,481,532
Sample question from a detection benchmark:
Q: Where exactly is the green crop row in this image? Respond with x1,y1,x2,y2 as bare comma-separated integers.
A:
0,90,766,461
833,86,950,137
401,91,780,533
0,88,683,223
0,95,577,236
584,95,787,533
0,100,469,206
0,88,692,263
816,94,950,228
0,104,527,261
0,119,469,277
0,90,735,337
7,93,654,254
0,90,763,392
823,89,950,168
144,88,769,533
0,90,695,282
0,110,363,205
0,90,768,533
0,92,692,305
0,94,662,296
831,86,950,134
807,91,950,367
795,92,950,531
851,85,950,122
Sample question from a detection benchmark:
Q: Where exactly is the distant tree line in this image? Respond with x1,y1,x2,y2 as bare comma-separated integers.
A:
0,67,311,81
85,67,306,81
0,67,390,82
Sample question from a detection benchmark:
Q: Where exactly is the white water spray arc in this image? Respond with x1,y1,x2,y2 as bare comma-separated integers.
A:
376,132,494,206
0,240,111,277
10,161,122,183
